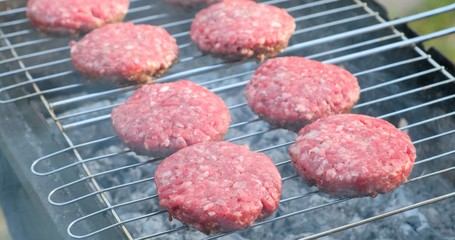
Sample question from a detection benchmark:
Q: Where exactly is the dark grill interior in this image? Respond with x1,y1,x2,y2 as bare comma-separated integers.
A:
0,0,454,239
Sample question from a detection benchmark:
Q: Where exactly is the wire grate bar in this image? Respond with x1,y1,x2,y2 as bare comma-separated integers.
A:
0,70,73,94
204,198,349,240
61,66,450,130
0,5,158,40
294,4,363,22
57,103,122,121
0,18,28,28
0,84,82,103
0,0,147,17
359,67,443,93
2,0,338,75
0,6,26,16
0,6,445,106
40,107,455,206
306,32,403,60
0,45,69,65
205,166,455,240
399,111,455,131
134,226,189,240
355,78,455,109
49,86,136,109
325,27,455,65
68,209,169,239
294,14,375,35
0,29,30,39
0,1,388,94
66,147,455,239
69,194,160,233
352,56,428,76
299,192,455,240
48,50,441,129
0,58,70,78
51,92,455,177
0,0,151,28
1,1,454,239
377,94,455,119
415,150,455,168
31,136,119,175
284,2,455,53
38,150,132,177
49,29,447,111
0,10,135,238
413,128,455,145
52,141,454,213
48,164,158,206
0,37,52,52
50,176,155,206
34,87,455,183
282,0,339,12
132,13,169,25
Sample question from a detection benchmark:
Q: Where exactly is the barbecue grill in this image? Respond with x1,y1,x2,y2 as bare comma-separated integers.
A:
1,0,455,239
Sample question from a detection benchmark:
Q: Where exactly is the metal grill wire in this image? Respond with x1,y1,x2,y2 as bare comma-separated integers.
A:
0,0,454,239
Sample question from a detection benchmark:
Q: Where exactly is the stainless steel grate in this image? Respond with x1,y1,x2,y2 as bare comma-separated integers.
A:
1,0,455,239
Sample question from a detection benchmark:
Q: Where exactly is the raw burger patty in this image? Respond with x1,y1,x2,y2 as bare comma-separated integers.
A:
289,114,416,198
26,0,129,35
155,141,282,234
70,22,178,83
111,80,231,157
190,1,295,61
245,57,360,132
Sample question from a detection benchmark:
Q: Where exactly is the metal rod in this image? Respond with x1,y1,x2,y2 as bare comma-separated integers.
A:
31,136,118,175
355,78,455,108
359,67,443,93
295,14,375,35
1,2,446,105
299,192,455,240
1,1,453,239
285,2,455,53
325,27,455,64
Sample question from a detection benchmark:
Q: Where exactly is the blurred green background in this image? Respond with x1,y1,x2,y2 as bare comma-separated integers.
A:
0,1,453,240
0,209,11,240
378,0,455,63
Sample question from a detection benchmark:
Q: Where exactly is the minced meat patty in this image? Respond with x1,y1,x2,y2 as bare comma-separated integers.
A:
111,80,231,157
245,57,360,132
70,22,178,84
288,114,416,198
190,1,295,61
26,0,129,35
154,141,282,234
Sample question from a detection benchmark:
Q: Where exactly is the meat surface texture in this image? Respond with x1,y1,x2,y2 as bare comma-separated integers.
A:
111,80,231,157
26,0,130,35
245,57,360,132
154,141,282,234
70,22,178,83
190,1,295,61
288,114,416,198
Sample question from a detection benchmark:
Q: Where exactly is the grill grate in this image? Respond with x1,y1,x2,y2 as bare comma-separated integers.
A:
1,0,455,239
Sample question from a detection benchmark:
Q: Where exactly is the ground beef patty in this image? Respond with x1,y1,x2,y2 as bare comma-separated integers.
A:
70,22,178,84
111,80,231,157
190,1,295,61
245,57,360,132
26,0,129,35
289,114,416,198
155,141,282,234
